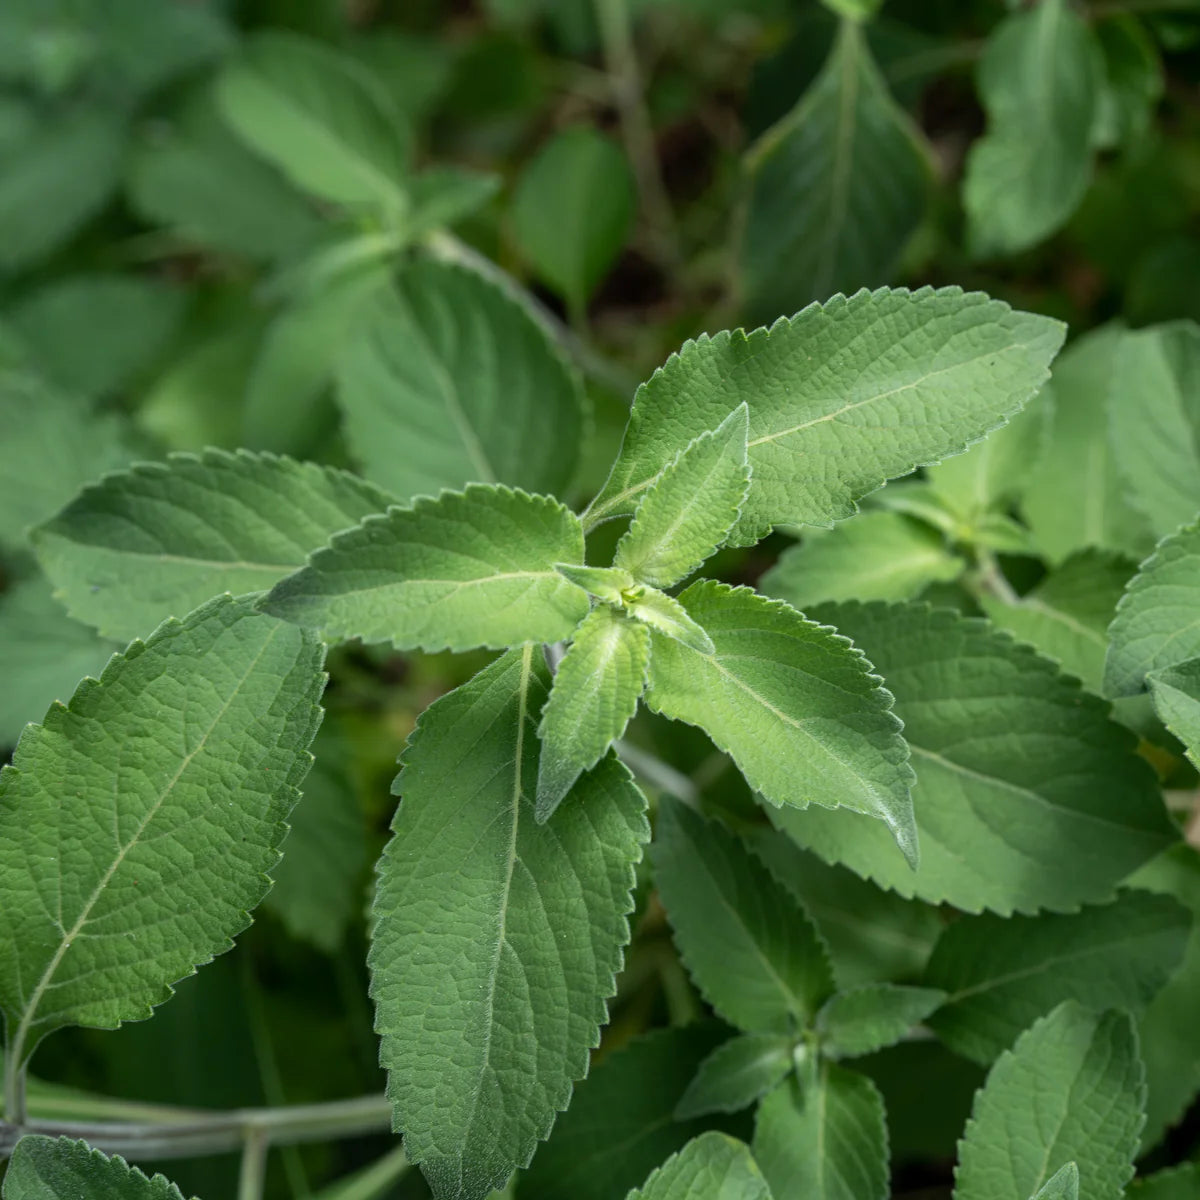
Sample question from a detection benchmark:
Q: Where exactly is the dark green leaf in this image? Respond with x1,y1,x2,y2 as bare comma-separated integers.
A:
624,1133,773,1200
674,1034,793,1120
816,983,945,1058
2,1136,191,1200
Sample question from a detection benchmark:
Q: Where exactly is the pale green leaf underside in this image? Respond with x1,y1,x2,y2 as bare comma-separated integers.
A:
369,647,648,1200
588,287,1064,543
1147,659,1200,769
924,890,1189,1064
625,1133,773,1200
964,0,1101,256
217,31,410,213
336,258,585,502
816,983,945,1059
3,1136,192,1200
260,484,590,652
0,595,325,1058
614,404,750,588
777,602,1175,915
1105,518,1200,696
537,606,649,821
761,512,961,610
555,563,633,605
953,1003,1144,1200
654,799,834,1035
33,448,396,642
752,1067,889,1200
674,1034,793,1120
742,21,932,323
646,583,918,863
1031,1163,1079,1200
623,587,714,654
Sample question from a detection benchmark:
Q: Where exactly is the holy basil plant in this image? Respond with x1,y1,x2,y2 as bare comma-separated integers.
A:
8,275,1190,1200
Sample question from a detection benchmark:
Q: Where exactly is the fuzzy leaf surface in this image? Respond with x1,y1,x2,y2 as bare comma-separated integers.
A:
752,1067,889,1200
654,799,834,1033
623,587,715,654
337,259,585,502
0,595,325,1064
260,485,589,651
368,647,648,1200
776,602,1175,914
625,1133,773,1200
674,1034,793,1120
645,583,917,863
537,605,649,820
3,1136,191,1200
614,405,750,589
587,288,1063,542
953,1003,1144,1200
742,22,931,323
924,891,1189,1064
816,983,945,1058
34,449,395,642
1031,1164,1079,1200
1148,659,1200,768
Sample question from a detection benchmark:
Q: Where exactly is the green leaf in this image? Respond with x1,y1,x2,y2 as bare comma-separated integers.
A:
1131,1164,1200,1200
674,1034,793,1120
1031,1163,1079,1200
776,602,1175,914
1147,659,1200,768
1105,518,1200,696
924,890,1189,1064
554,563,635,605
260,485,590,652
1093,16,1163,151
624,1133,773,1200
761,512,961,609
586,288,1064,542
0,595,324,1070
622,587,715,654
0,373,137,552
0,105,125,271
0,576,120,747
6,274,185,399
126,87,322,261
217,31,411,216
645,583,918,864
980,549,1133,694
2,1136,191,1200
511,126,635,317
653,798,835,1033
752,1066,889,1200
742,22,931,322
816,983,945,1058
405,166,501,239
1022,325,1153,564
614,406,750,588
953,1003,1144,1200
336,259,585,501
34,449,396,643
522,1025,738,1200
1107,322,1200,538
537,605,650,821
369,647,648,1200
964,0,1102,256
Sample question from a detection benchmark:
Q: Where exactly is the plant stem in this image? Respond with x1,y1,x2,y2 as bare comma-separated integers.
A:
3,1045,27,1128
238,1126,270,1200
974,548,1020,605
311,1145,410,1200
614,739,699,806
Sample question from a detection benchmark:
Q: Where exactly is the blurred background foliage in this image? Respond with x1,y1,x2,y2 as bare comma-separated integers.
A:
1,0,1199,1196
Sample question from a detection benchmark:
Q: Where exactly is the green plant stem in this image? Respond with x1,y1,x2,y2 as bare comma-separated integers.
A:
312,1145,410,1200
614,739,699,806
974,548,1020,605
238,1126,270,1200
0,1094,391,1162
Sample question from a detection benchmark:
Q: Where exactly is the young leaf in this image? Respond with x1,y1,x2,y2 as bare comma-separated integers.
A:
369,647,649,1200
2,1136,190,1200
614,406,750,588
537,605,650,821
510,126,635,318
1022,325,1153,564
924,891,1190,1064
624,1133,772,1200
34,449,396,642
587,288,1064,543
954,1003,1144,1200
1147,659,1200,768
653,798,835,1033
1108,322,1200,537
623,587,715,655
761,512,961,609
555,563,635,605
1032,1163,1079,1200
742,20,932,322
752,1067,889,1200
260,485,590,652
337,259,585,502
964,0,1102,256
674,1034,793,1120
522,1025,739,1200
0,595,325,1072
1105,518,1200,696
645,583,918,864
776,603,1176,915
816,983,946,1058
217,32,411,215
